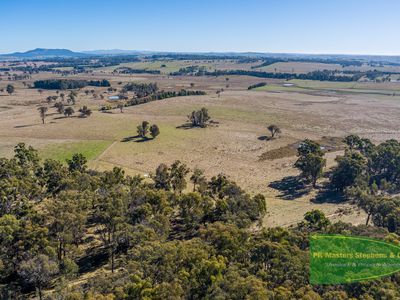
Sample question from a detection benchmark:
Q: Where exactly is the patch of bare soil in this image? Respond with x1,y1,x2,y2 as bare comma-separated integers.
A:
259,143,297,160
259,136,344,161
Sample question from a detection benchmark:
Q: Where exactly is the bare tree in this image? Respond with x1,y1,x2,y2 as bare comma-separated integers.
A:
267,124,281,139
117,103,124,113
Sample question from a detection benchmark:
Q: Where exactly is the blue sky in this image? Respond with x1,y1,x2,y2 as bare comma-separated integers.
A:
1,0,400,55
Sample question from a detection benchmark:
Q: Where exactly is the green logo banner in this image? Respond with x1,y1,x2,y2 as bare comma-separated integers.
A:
310,234,400,284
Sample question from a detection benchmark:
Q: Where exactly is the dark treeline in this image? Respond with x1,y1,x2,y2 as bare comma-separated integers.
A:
1,143,399,299
251,58,285,68
88,79,111,87
176,68,399,82
148,54,257,61
41,55,140,67
145,55,365,67
101,89,206,111
115,67,161,74
170,65,208,76
6,56,141,73
251,58,364,69
125,89,206,106
123,82,159,97
350,69,400,81
248,82,267,90
33,79,111,90
175,69,357,82
101,81,206,111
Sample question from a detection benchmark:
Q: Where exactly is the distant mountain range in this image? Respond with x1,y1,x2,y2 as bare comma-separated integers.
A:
0,48,90,59
82,49,152,55
2,48,400,64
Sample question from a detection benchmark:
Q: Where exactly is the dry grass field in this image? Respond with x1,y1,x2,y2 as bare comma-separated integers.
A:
3,64,400,227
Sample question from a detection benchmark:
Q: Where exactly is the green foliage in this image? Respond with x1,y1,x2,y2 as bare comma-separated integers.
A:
301,209,331,230
295,140,326,187
137,122,160,140
54,102,65,114
123,82,158,97
136,121,150,138
78,105,92,117
332,136,400,234
188,107,210,127
169,160,190,193
0,143,399,298
150,124,160,139
153,163,170,190
248,82,267,90
37,106,48,124
6,84,14,95
18,254,59,300
66,153,87,172
63,106,74,117
14,142,39,168
331,151,366,191
33,79,110,90
190,167,206,192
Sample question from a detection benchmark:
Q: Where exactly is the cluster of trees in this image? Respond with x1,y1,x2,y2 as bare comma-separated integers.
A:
33,79,110,90
115,67,161,75
291,135,400,236
124,89,206,108
295,140,327,188
88,79,111,87
198,69,357,82
170,65,208,76
188,107,211,128
136,121,160,139
122,82,158,97
166,65,400,83
328,135,400,234
54,102,74,117
2,58,131,74
5,84,15,95
78,106,92,118
1,143,398,299
251,58,364,69
100,89,206,112
251,58,284,69
32,55,140,72
247,82,267,90
148,54,253,61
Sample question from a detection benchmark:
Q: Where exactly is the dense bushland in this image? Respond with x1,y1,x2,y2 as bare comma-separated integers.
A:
0,143,399,299
33,79,111,90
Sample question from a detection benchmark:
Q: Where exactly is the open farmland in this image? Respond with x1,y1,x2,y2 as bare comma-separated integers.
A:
3,60,400,227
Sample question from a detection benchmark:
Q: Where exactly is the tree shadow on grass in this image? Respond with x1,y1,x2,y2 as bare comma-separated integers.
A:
77,246,109,274
176,123,196,130
258,135,274,141
53,116,77,120
14,124,37,128
121,135,153,143
268,175,312,200
312,183,345,204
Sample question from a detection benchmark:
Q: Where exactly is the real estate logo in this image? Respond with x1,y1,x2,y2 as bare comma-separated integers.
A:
310,234,400,284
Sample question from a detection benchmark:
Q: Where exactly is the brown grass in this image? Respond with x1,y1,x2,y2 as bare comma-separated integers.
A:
4,66,399,227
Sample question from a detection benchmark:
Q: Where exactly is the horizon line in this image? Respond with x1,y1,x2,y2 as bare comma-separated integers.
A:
1,48,400,58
